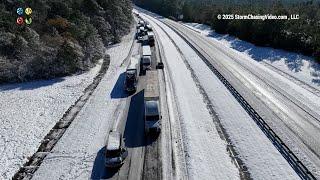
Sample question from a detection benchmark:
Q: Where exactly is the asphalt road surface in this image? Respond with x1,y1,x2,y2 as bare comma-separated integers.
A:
91,31,170,180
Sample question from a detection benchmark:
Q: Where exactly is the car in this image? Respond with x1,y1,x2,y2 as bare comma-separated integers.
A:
145,100,161,134
105,131,128,168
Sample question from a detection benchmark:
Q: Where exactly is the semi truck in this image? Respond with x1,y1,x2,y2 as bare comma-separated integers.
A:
144,70,161,134
142,45,152,71
125,57,140,93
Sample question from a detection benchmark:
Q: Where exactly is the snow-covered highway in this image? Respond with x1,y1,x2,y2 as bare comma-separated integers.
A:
137,8,319,179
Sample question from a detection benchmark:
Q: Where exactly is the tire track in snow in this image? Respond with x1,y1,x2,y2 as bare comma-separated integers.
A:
152,23,189,179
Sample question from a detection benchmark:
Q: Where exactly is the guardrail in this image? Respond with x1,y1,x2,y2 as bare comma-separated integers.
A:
163,20,316,180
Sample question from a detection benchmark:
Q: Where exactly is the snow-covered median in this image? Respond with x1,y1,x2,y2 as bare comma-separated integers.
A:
0,60,102,179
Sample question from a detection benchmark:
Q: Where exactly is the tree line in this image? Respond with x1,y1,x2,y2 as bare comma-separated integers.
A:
135,0,320,62
0,0,132,83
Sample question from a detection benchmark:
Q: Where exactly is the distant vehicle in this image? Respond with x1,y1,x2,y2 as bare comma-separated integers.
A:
125,57,140,93
137,27,147,41
136,20,144,30
105,131,128,168
134,12,140,17
145,24,153,31
142,45,152,71
138,20,145,26
144,70,161,134
147,31,155,46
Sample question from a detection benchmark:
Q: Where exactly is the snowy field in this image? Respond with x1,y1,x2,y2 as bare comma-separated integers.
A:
183,22,320,91
181,21,320,177
0,60,102,179
32,30,136,179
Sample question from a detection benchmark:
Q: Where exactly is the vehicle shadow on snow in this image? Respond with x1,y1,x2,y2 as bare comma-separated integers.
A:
123,90,159,148
110,72,128,99
91,147,119,179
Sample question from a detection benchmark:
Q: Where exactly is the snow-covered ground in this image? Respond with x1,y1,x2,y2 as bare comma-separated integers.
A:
0,60,102,179
179,20,320,177
139,10,300,179
32,30,136,179
184,22,320,91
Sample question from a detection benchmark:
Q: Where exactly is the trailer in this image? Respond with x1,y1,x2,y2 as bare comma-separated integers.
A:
142,45,152,71
147,31,155,46
144,70,161,134
125,57,140,93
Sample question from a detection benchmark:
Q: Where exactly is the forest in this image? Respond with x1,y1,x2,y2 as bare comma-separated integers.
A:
0,0,132,83
134,0,320,63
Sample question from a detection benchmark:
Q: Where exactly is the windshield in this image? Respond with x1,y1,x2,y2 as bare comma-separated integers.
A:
106,149,121,158
143,57,151,65
126,76,135,87
146,115,159,121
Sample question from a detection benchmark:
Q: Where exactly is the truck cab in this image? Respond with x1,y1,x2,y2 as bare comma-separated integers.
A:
105,131,128,168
